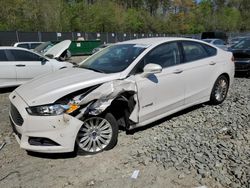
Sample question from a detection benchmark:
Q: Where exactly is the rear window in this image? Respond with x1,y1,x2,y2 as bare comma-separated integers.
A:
182,41,208,62
202,44,217,56
17,43,30,49
30,43,42,49
214,40,224,45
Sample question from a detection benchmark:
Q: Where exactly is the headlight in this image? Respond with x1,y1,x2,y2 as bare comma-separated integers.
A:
26,104,70,116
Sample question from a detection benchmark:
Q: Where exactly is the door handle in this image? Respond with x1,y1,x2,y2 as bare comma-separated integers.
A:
209,61,216,65
16,64,26,67
173,69,183,74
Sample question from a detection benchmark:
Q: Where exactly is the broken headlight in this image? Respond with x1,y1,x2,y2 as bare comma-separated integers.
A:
26,104,70,116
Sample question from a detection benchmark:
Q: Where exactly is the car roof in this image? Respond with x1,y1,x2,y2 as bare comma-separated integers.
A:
117,37,203,46
14,42,43,44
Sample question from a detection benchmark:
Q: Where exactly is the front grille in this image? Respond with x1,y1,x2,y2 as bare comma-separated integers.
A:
9,117,21,139
10,103,24,126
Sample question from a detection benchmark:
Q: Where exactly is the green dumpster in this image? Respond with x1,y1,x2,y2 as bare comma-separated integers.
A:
69,40,101,56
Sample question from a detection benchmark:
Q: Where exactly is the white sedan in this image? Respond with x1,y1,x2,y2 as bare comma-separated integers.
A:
0,40,72,88
9,38,234,154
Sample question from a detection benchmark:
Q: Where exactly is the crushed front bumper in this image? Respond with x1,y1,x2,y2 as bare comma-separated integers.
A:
9,91,83,153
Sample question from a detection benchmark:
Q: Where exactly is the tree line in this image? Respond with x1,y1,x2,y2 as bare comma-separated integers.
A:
0,0,249,34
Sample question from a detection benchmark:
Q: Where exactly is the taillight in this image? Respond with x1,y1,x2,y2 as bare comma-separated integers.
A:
231,56,235,62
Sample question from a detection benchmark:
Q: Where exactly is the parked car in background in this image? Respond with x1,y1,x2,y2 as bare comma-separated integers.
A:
9,37,234,155
201,31,228,43
34,40,71,60
229,37,250,75
13,42,44,50
0,43,72,88
92,43,111,54
203,39,228,51
228,36,249,47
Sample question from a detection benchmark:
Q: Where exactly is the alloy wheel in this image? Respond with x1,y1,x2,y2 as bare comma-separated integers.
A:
214,78,228,102
77,117,113,153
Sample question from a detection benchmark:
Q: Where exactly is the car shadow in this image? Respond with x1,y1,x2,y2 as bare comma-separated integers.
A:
27,150,77,159
0,87,17,94
126,103,206,135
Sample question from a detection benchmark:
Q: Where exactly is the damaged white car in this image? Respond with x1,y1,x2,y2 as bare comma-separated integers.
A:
9,38,234,154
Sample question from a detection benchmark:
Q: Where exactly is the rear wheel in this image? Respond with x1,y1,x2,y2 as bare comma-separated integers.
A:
210,75,229,105
76,113,118,155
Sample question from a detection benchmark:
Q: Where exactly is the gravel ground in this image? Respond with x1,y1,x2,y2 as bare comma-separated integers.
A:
0,77,249,188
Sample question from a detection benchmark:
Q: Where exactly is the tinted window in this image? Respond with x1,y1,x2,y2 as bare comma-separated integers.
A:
144,42,180,68
202,44,217,56
6,49,41,61
182,41,208,62
0,50,8,61
17,44,30,49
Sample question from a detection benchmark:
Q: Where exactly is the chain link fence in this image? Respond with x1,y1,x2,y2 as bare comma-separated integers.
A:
0,31,202,46
0,31,248,46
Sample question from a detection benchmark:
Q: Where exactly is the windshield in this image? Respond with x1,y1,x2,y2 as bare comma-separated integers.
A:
79,44,146,73
232,38,250,49
34,41,54,54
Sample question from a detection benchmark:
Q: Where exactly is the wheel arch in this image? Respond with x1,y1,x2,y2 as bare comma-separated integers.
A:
104,91,136,130
219,73,230,85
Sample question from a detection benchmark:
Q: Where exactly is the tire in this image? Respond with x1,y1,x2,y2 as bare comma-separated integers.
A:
210,75,229,105
76,113,118,155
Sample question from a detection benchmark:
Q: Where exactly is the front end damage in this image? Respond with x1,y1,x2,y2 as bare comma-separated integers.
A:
9,77,139,153
64,77,139,128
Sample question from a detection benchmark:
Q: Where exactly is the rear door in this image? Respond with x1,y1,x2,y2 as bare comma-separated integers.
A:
179,41,218,105
0,49,17,87
134,42,185,124
6,49,53,82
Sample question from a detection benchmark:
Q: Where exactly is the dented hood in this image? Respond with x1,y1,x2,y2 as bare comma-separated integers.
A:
15,68,120,106
44,40,71,59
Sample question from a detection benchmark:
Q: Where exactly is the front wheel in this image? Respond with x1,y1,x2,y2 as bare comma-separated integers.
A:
76,113,118,155
210,75,229,105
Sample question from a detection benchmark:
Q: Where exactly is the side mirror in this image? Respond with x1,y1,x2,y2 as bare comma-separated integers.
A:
40,57,47,65
142,63,162,77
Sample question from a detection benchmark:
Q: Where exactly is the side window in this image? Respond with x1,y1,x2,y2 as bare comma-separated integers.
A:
144,42,180,68
182,41,208,62
202,44,217,56
0,50,8,61
7,50,41,61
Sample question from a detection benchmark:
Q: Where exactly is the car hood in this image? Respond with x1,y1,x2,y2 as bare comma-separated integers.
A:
44,40,71,59
15,68,120,106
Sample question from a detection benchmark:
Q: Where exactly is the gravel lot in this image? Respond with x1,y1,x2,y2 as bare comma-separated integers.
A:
0,76,249,188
